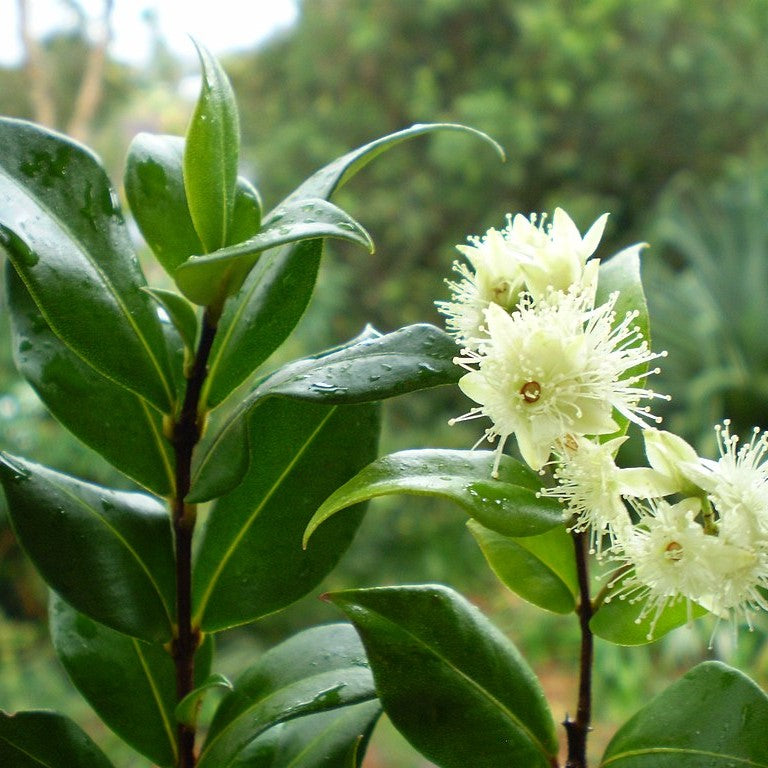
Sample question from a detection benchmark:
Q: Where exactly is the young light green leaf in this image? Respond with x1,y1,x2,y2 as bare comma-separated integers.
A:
199,624,378,768
142,287,199,353
228,175,262,245
304,449,563,547
329,585,558,768
601,661,768,766
192,401,380,632
190,324,461,502
204,123,502,408
184,40,240,254
0,454,175,642
0,710,115,768
468,520,577,614
0,118,176,411
175,674,234,728
175,197,372,307
7,265,175,495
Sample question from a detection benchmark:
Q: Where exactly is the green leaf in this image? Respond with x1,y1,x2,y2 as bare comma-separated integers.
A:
590,586,707,646
304,449,563,547
601,661,768,766
190,324,461,502
125,133,204,274
329,585,558,768
50,595,210,766
0,710,115,768
0,454,175,641
175,197,372,307
125,132,262,277
199,624,378,768
596,244,653,438
176,674,233,728
142,286,199,353
6,266,175,495
192,401,380,632
226,702,380,768
204,238,322,408
184,40,240,254
204,123,502,408
253,323,460,403
468,520,577,613
0,117,176,412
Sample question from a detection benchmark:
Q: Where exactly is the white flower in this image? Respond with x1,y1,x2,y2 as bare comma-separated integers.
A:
450,290,667,474
504,207,609,300
608,498,718,638
642,428,704,495
436,227,524,349
541,435,674,556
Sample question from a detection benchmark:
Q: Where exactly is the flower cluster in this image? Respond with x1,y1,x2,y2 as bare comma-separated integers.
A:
439,207,768,637
438,208,664,475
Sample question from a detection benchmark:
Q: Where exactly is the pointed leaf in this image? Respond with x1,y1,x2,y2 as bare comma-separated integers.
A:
7,266,175,494
176,197,372,306
50,595,210,766
329,585,558,768
204,123,502,408
468,520,577,613
304,449,563,547
254,323,460,403
192,401,380,632
228,176,262,245
199,624,378,768
143,287,199,353
0,117,175,411
601,661,768,766
190,324,461,502
0,711,115,768
0,454,175,641
184,41,240,254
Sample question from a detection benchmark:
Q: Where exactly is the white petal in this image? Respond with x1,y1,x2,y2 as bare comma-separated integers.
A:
581,213,609,258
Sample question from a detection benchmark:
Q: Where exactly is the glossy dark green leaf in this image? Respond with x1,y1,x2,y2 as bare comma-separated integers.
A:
192,401,380,632
0,454,175,641
255,323,460,402
184,40,240,254
7,266,175,495
142,287,199,353
204,123,502,408
0,117,175,412
50,595,213,766
590,586,707,646
468,520,577,613
175,197,372,307
601,661,768,766
199,624,378,768
228,176,262,245
190,324,461,502
304,449,563,546
0,710,115,768
204,238,322,408
225,701,380,768
329,585,558,768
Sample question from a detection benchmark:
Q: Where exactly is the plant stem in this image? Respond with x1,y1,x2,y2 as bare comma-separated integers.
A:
171,309,218,768
564,530,594,768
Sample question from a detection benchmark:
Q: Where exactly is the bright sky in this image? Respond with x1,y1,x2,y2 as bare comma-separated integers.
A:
0,0,299,66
